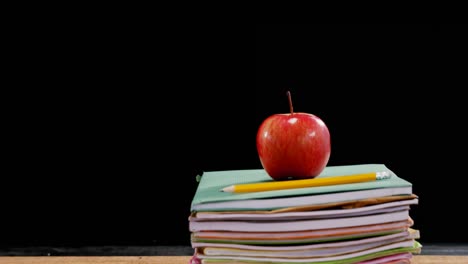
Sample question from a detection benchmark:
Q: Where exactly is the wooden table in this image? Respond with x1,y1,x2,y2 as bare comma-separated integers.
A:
0,256,467,263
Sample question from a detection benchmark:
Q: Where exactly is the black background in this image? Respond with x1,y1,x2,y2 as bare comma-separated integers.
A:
2,24,467,248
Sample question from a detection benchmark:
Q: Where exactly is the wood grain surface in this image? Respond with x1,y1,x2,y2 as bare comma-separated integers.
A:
0,256,467,264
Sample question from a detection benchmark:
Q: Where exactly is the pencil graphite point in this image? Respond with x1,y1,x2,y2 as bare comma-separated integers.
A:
221,186,235,193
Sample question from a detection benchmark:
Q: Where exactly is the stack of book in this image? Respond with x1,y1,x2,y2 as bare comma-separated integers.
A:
188,164,421,264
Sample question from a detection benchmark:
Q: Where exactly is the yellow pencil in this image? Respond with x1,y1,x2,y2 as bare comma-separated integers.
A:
221,171,391,193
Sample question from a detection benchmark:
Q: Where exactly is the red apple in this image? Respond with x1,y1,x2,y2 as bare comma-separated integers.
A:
256,91,331,180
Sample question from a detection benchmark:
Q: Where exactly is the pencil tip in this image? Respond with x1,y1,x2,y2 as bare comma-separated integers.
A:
221,186,234,193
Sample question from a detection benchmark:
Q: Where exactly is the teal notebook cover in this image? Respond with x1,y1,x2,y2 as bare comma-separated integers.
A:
191,164,412,210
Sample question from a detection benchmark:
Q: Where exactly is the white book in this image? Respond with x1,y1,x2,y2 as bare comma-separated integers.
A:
192,186,412,212
189,210,409,232
199,230,418,258
191,199,418,221
192,219,413,243
197,239,418,263
193,231,419,251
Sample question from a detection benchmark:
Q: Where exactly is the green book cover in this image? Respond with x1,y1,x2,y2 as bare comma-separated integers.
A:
191,164,412,210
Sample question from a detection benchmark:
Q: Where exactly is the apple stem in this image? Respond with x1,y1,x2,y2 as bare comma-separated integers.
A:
287,91,294,114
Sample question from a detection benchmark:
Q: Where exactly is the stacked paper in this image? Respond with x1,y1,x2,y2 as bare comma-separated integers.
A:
188,164,421,264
